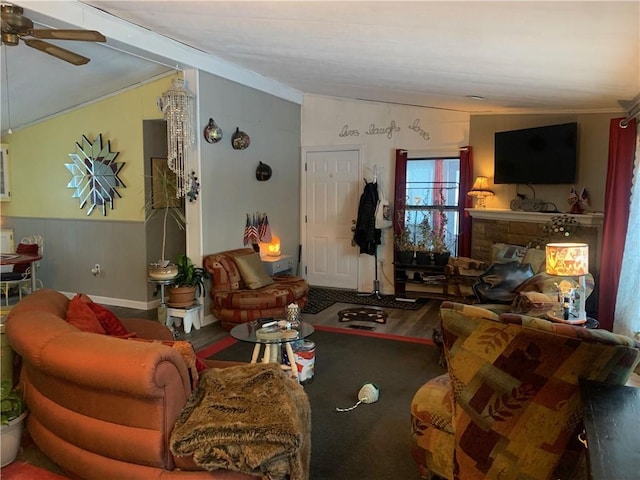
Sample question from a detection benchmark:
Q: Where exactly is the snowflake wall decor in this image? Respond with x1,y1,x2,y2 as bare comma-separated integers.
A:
65,134,125,216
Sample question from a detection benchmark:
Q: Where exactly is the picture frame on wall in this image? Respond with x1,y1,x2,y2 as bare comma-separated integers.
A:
151,157,181,209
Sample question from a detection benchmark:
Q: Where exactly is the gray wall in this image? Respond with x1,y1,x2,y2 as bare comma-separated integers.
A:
3,217,148,306
198,71,302,257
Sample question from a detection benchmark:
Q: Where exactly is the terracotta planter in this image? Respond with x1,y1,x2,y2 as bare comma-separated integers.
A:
1,411,27,467
167,286,196,308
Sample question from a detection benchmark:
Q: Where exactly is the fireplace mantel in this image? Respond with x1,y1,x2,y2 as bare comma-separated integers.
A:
467,209,604,227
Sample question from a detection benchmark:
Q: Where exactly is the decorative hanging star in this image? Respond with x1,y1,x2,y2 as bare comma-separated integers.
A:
65,134,125,216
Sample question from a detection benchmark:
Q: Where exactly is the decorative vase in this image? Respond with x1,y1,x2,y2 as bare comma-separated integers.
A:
148,263,178,281
1,411,27,467
167,286,196,308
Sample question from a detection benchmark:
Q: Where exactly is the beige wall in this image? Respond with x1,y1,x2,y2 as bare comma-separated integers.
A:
469,113,618,213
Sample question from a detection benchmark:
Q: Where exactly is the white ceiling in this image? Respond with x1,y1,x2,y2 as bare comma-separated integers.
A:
2,1,639,136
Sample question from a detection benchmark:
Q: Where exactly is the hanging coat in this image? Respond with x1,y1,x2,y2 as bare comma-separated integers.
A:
354,181,381,255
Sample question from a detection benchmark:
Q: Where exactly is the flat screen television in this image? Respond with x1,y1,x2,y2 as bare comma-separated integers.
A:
494,122,578,184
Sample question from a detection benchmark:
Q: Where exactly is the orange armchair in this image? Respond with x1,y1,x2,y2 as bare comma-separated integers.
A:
411,302,640,480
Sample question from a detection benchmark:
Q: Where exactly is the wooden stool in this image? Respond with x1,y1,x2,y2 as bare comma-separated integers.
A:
166,303,201,334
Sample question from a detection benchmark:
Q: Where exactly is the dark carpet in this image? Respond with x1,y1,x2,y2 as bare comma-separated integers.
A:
302,287,428,314
208,327,446,480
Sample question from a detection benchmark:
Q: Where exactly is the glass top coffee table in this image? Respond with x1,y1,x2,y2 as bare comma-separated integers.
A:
230,320,314,381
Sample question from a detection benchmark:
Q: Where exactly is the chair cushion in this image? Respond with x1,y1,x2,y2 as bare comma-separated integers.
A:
13,243,39,274
234,253,275,289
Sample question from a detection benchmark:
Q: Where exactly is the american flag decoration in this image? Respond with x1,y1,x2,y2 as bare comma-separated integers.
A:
243,214,259,246
243,212,273,246
258,213,272,243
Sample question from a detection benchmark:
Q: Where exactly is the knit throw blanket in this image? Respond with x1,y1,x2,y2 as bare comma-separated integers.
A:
170,363,311,480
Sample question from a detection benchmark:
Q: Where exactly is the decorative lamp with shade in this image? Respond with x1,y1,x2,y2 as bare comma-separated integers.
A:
467,176,494,209
545,242,589,324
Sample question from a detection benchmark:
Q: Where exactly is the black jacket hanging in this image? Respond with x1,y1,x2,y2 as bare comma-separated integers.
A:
354,181,381,255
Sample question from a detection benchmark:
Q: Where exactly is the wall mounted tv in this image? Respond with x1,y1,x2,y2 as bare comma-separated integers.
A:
494,122,578,184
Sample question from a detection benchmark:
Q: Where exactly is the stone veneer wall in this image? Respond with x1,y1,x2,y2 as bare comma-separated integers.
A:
471,218,601,277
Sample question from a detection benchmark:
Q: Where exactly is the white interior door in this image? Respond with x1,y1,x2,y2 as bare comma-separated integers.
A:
304,146,360,289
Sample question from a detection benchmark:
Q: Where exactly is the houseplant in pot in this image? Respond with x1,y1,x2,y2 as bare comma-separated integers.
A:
167,254,209,307
1,381,27,467
146,165,185,280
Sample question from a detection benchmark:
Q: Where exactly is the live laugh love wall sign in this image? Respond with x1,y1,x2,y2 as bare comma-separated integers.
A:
338,118,430,142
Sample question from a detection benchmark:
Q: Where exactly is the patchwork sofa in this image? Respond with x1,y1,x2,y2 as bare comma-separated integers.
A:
204,248,308,330
5,289,256,479
411,302,640,480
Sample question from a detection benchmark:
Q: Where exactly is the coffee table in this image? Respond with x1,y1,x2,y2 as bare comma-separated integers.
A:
230,321,314,381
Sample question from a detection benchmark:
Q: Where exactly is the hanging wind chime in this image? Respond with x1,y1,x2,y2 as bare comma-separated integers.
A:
157,76,195,198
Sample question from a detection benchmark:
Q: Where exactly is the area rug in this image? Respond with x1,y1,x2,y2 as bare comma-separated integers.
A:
1,461,69,480
302,287,429,314
207,326,445,480
337,307,388,324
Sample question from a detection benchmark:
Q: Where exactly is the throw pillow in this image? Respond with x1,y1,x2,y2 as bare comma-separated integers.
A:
491,243,527,264
13,242,39,274
234,253,275,289
522,248,546,273
75,293,130,336
66,295,107,334
86,302,130,337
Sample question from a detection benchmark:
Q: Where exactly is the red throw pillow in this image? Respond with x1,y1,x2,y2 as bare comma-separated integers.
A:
75,293,129,336
13,243,39,274
85,302,129,337
66,295,107,334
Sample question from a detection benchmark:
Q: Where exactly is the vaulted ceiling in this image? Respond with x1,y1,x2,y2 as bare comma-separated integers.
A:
1,1,638,136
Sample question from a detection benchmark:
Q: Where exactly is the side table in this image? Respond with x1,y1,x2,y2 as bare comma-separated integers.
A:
167,302,202,334
261,254,292,276
230,321,314,381
148,278,173,324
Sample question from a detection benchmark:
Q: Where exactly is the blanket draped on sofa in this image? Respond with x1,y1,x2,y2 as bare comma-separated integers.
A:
170,363,311,480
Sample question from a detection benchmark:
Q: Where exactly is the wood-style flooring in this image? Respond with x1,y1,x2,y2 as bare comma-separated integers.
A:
108,298,443,352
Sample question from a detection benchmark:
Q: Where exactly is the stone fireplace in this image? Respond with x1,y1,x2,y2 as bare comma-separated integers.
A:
468,209,604,276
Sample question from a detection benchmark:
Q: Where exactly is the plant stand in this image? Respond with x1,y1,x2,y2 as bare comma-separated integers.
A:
166,303,202,334
148,278,173,324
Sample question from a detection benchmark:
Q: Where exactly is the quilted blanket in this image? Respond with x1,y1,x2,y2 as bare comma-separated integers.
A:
170,363,311,480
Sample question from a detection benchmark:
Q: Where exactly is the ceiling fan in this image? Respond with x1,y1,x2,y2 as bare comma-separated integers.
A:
1,3,106,65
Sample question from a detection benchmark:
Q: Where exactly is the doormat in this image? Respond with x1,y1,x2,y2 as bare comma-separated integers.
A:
338,307,388,324
302,287,428,314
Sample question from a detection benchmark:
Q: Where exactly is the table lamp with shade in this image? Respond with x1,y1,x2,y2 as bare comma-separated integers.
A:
467,176,494,209
545,242,589,324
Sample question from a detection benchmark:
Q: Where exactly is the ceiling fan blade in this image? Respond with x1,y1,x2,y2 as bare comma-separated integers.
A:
28,29,106,42
24,39,90,66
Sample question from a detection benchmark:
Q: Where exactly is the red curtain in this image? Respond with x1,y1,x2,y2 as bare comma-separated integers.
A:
393,149,408,240
597,118,637,331
457,146,474,257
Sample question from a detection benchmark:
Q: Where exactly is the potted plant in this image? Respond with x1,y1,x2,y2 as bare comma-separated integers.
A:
1,381,27,467
167,254,209,307
394,221,415,265
415,216,434,265
428,190,452,266
145,165,186,280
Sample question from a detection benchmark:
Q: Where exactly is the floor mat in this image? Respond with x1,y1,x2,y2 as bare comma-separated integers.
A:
337,307,388,324
302,287,428,314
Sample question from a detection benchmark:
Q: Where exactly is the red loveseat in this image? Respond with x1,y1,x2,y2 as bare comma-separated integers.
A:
204,248,308,331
